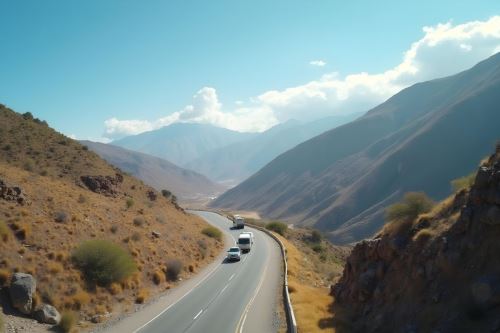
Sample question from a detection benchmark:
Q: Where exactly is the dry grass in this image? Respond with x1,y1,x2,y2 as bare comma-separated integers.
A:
0,106,224,329
274,233,342,332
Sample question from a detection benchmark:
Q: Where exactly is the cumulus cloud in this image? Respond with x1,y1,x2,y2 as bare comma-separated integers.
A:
104,16,500,139
103,87,278,139
310,60,327,67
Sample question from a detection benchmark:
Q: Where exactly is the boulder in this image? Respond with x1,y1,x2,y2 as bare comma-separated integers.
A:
0,179,28,205
80,173,123,197
34,304,61,324
9,273,36,314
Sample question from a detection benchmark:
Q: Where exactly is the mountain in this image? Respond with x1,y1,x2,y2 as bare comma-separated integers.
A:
185,114,361,185
0,106,222,328
212,52,500,244
112,123,256,166
331,146,500,332
81,140,225,202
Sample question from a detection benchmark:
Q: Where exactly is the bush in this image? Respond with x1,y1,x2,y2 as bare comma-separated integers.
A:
72,240,136,286
77,194,87,204
0,220,10,242
133,217,144,227
201,227,222,241
385,192,434,223
311,243,324,253
59,311,77,333
54,211,69,223
451,172,476,192
161,189,172,198
126,198,134,209
310,230,322,243
266,221,288,236
197,239,208,258
166,259,183,281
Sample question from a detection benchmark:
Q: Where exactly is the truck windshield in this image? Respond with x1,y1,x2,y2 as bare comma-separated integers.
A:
229,248,239,252
239,238,250,244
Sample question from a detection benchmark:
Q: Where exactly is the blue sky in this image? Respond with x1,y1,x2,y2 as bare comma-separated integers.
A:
0,1,499,140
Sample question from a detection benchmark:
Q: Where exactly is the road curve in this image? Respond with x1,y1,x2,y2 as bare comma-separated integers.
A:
101,211,283,333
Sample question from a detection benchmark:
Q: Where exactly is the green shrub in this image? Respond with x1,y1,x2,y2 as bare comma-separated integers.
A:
126,198,134,209
311,243,324,253
266,221,288,236
161,189,172,198
310,230,322,243
451,172,476,192
166,259,183,281
72,240,136,286
201,227,222,241
385,192,434,223
59,311,77,333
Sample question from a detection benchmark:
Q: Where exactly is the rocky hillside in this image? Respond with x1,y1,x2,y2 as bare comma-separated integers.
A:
331,145,500,332
0,106,222,331
213,52,500,244
81,140,225,203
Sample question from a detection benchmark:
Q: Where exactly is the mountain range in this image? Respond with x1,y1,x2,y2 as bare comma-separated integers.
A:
212,52,500,244
81,140,225,202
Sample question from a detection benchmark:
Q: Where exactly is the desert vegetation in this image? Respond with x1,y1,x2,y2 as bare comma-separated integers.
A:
201,226,222,241
0,106,223,330
72,240,137,286
266,221,288,236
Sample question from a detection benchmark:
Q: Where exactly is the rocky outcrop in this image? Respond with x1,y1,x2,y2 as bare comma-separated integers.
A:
9,273,36,315
0,179,28,205
146,190,157,201
80,173,123,197
34,304,61,324
332,146,500,332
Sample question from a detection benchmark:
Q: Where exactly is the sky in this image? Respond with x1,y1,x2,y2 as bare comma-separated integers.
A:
0,1,499,142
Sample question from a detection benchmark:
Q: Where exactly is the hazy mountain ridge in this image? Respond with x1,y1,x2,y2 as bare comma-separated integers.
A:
185,114,361,184
112,123,256,167
81,140,225,202
212,53,500,244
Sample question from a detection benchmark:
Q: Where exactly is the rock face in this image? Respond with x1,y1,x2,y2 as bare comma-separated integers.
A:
34,304,61,324
0,179,28,205
80,173,123,197
9,273,36,314
332,146,500,332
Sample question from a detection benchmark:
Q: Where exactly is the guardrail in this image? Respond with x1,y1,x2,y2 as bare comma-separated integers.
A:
245,222,298,333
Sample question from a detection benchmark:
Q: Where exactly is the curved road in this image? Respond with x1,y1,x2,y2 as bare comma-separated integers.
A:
102,211,283,333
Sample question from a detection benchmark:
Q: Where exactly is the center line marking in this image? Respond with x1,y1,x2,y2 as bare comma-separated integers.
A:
229,273,235,281
193,309,203,320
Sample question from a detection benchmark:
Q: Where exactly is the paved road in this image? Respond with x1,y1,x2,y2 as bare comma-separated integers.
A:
103,211,283,333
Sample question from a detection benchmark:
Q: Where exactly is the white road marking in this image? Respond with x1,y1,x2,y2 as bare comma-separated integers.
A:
193,309,203,320
229,273,235,281
220,284,228,294
235,230,271,333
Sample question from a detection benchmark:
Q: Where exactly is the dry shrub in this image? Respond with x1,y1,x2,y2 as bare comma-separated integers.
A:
201,227,222,241
59,311,77,333
152,270,165,285
135,288,149,304
133,217,144,227
108,282,122,295
48,262,63,274
0,269,11,286
266,221,288,236
11,222,31,240
54,211,69,223
0,220,10,242
166,259,183,281
413,229,434,244
71,290,90,310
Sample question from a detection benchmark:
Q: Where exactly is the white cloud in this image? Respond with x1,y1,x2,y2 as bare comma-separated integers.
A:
310,60,327,67
104,16,500,139
104,87,278,139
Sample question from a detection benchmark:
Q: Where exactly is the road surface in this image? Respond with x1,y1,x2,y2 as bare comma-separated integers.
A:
102,211,283,333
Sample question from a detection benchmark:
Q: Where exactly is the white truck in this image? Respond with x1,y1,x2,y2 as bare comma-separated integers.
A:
232,215,245,229
237,232,254,253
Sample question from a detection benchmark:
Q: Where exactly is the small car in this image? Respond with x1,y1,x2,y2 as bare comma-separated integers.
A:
226,246,241,261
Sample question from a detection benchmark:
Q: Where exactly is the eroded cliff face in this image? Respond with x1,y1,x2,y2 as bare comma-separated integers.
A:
332,145,500,333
